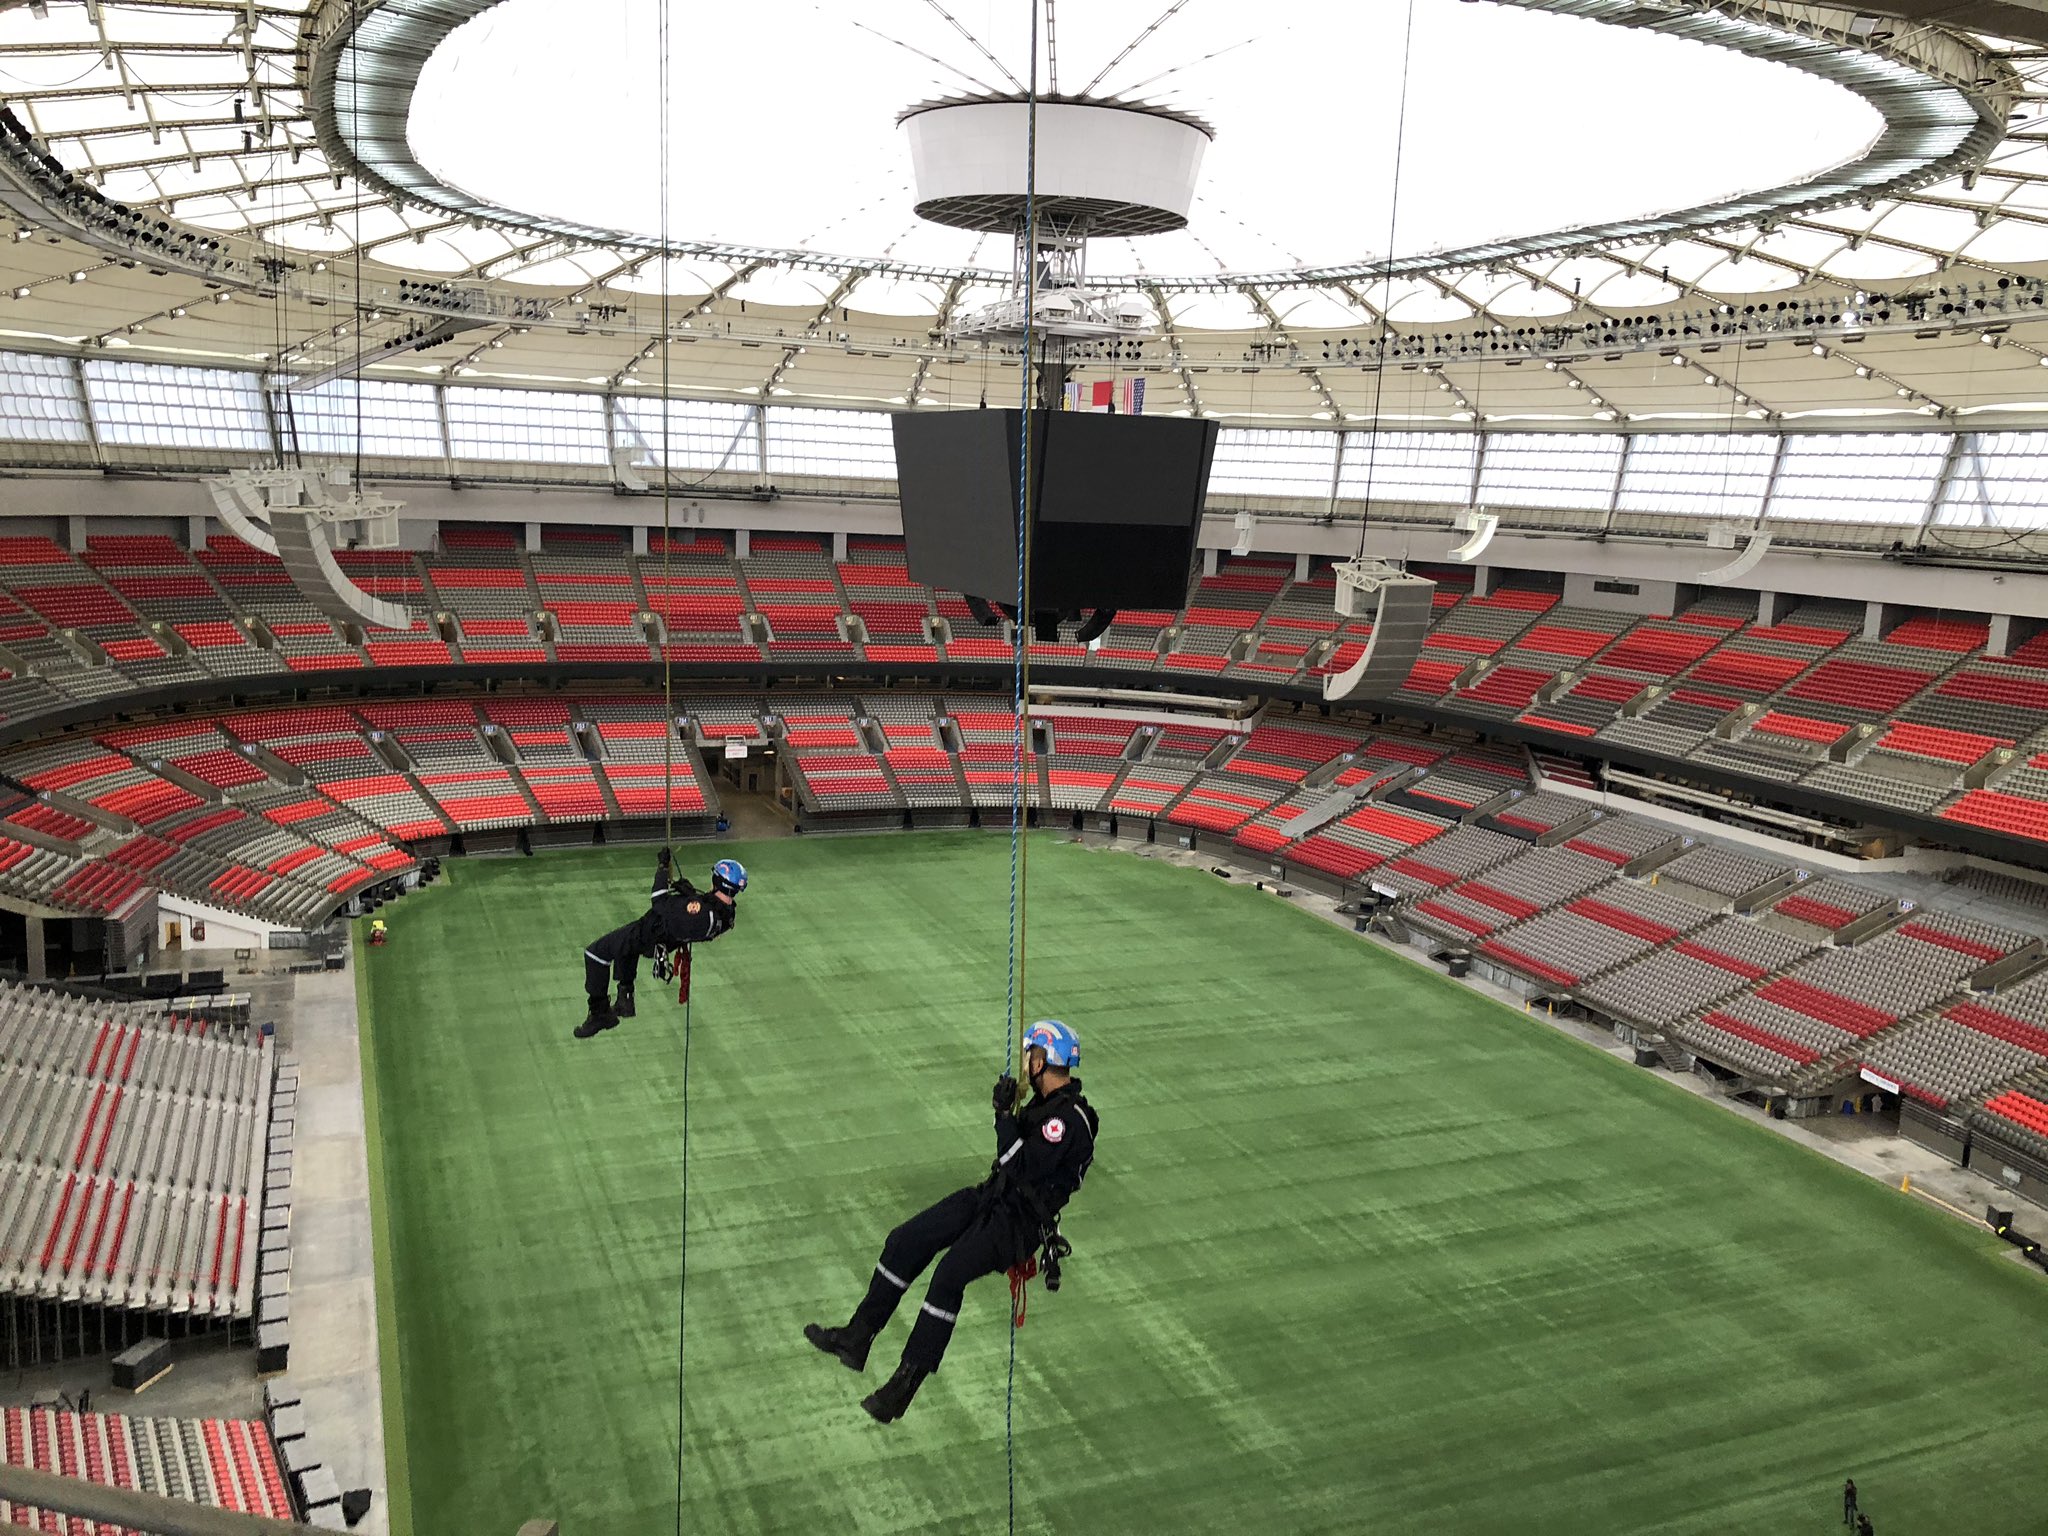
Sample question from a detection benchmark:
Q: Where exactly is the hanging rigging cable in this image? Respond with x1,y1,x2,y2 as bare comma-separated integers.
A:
654,7,693,1536
350,0,365,497
1002,5,1042,1531
659,10,677,851
1352,0,1418,561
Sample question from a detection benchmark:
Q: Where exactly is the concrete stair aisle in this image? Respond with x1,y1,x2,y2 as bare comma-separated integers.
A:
366,734,460,838
869,747,910,806
822,557,859,652
944,743,973,804
930,707,975,803
502,760,550,826
502,548,561,665
1247,761,1409,852
1288,781,1387,840
585,761,628,822
620,549,653,612
1092,760,1134,813
470,706,553,829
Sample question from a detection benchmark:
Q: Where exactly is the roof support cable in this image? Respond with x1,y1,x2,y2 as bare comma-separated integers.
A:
920,0,1025,92
1082,0,1192,96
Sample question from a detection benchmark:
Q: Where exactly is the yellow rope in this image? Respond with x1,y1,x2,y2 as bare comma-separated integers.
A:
1016,431,1034,1067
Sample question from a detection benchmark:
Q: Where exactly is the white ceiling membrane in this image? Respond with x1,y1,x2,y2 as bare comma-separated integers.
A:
0,0,2046,430
407,0,1878,273
332,0,1996,287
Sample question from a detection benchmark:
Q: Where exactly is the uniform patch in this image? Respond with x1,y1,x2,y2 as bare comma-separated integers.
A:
686,900,702,914
1042,1117,1065,1144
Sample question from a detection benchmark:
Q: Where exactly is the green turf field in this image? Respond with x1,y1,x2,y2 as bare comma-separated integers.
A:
357,834,2048,1535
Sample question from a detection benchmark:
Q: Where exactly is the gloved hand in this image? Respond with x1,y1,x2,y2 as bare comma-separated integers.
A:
657,846,673,867
992,1074,1019,1117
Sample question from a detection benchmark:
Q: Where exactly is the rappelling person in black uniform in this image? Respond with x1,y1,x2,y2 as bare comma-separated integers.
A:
805,1018,1099,1423
575,851,746,1039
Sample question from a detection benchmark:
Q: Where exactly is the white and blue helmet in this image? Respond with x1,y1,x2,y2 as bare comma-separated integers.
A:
1024,1018,1080,1069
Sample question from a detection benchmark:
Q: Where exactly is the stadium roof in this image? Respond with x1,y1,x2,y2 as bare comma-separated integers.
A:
6,0,2048,428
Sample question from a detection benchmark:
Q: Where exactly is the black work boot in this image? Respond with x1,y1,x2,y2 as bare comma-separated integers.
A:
614,986,636,1019
574,1001,618,1040
804,1322,872,1372
860,1362,930,1424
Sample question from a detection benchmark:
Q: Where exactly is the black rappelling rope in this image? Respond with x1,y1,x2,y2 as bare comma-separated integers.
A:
654,4,690,1535
1353,0,1418,561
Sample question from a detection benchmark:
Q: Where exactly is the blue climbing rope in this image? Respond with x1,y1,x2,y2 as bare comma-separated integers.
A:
1004,7,1042,1533
673,990,692,1536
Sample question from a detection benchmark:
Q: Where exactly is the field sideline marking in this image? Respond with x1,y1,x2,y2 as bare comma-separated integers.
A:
1900,1173,1995,1230
357,906,417,1536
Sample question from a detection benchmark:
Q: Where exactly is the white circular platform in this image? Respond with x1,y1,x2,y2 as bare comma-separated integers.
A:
900,98,1212,237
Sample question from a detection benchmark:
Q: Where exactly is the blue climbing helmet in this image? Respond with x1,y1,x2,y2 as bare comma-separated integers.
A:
711,857,748,895
1023,1018,1080,1069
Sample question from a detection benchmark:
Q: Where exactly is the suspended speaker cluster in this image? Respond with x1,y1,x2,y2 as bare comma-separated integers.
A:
1322,560,1439,703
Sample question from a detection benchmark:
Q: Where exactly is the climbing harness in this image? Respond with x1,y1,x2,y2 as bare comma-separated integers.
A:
652,943,693,1005
1006,1255,1036,1327
1006,1231,1071,1328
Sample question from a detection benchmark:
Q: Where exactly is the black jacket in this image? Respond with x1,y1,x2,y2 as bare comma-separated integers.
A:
647,859,737,947
985,1077,1098,1229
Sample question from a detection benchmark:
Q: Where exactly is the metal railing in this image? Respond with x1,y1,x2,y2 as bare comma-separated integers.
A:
0,1462,557,1536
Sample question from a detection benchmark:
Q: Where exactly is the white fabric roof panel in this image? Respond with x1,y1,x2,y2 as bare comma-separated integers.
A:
0,0,2037,432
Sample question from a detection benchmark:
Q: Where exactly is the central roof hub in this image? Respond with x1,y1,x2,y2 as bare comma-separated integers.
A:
899,96,1212,238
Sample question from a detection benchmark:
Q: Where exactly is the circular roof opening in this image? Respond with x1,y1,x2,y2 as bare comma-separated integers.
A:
407,0,1883,276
